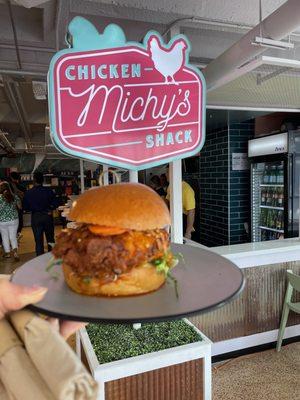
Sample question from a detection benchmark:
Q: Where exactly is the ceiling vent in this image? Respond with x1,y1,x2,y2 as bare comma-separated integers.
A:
207,55,300,111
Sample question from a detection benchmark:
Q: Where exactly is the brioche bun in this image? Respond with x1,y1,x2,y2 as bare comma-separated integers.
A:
69,183,170,230
62,262,166,297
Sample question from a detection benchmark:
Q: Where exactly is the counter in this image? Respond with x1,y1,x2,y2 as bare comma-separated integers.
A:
186,238,300,356
212,238,300,268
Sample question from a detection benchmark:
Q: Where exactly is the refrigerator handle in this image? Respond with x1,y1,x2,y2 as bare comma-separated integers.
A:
288,154,293,199
286,154,293,237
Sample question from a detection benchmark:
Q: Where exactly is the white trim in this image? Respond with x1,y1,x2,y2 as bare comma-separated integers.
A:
93,341,211,382
217,247,300,269
79,319,212,400
170,160,183,244
212,324,300,356
80,328,100,376
186,238,300,268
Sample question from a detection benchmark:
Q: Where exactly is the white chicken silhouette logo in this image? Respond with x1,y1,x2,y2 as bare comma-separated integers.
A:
148,36,188,84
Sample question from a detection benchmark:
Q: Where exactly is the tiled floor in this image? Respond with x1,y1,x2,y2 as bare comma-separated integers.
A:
0,252,36,275
0,226,62,275
213,342,300,399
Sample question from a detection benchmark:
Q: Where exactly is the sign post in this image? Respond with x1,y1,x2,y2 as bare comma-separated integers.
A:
169,26,183,244
79,159,84,193
129,170,138,183
102,165,109,185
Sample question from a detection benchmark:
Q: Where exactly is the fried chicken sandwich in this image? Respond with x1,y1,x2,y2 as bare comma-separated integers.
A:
52,183,174,296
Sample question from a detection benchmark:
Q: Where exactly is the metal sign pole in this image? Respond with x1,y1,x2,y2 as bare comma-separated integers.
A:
129,170,138,183
79,159,84,193
169,25,183,244
102,165,109,185
130,168,141,330
170,160,183,243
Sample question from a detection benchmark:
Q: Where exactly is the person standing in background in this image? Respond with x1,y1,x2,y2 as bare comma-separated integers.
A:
149,175,166,198
9,172,26,239
165,166,196,240
23,172,59,256
71,178,80,195
0,182,21,260
160,173,169,194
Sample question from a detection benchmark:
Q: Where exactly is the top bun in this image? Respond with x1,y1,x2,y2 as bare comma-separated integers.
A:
69,183,171,231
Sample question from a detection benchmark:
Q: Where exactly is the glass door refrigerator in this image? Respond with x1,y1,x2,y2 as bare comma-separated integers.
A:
248,131,300,242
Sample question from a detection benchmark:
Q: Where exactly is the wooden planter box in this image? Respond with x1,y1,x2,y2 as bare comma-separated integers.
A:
77,319,212,400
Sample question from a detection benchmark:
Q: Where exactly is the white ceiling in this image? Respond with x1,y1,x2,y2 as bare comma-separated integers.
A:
0,0,296,74
71,0,287,26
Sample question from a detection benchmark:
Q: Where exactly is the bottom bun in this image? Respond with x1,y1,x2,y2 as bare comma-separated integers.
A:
62,263,166,297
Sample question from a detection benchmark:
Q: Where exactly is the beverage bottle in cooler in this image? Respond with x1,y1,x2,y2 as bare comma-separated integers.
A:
278,187,284,208
268,166,273,183
271,210,276,229
275,211,280,231
277,165,284,184
268,210,273,229
269,210,273,228
278,210,284,231
270,188,274,206
266,188,272,206
275,165,279,184
260,209,266,226
261,188,266,205
273,188,278,207
270,166,276,183
265,188,269,206
263,166,270,184
274,210,278,229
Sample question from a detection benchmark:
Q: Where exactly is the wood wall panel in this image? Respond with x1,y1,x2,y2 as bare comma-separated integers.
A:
105,359,203,400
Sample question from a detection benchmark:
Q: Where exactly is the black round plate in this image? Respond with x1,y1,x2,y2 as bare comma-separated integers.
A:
11,244,244,323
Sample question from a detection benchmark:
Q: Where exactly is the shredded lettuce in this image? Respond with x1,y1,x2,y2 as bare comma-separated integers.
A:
151,252,184,298
46,257,62,280
83,276,92,284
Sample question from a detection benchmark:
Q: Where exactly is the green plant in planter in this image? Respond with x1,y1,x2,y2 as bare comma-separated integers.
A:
87,320,202,364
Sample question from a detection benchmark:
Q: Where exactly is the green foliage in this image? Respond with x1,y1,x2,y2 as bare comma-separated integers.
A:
87,320,202,364
46,257,62,280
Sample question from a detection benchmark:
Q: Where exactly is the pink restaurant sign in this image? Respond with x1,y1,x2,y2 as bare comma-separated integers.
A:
48,17,206,170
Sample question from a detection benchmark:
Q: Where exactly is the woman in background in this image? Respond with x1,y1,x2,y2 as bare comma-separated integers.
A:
0,182,21,260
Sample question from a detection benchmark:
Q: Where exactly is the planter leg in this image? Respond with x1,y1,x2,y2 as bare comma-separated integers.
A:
203,350,212,400
97,381,105,400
